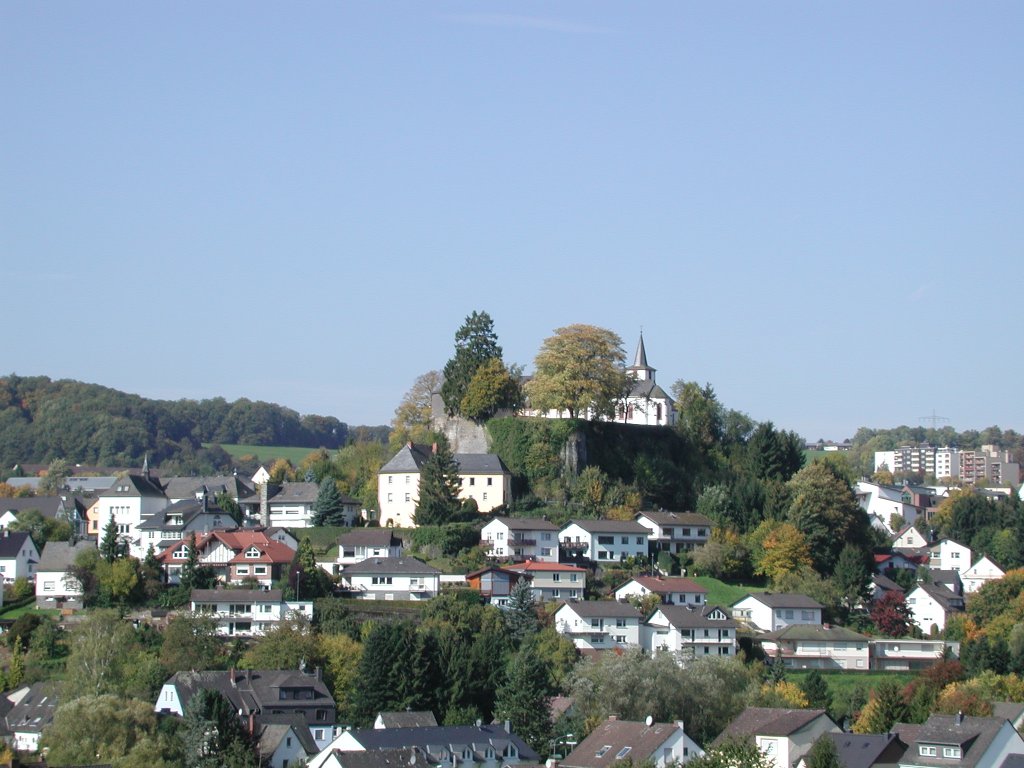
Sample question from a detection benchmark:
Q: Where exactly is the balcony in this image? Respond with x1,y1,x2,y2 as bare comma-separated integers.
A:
509,536,537,546
561,540,588,551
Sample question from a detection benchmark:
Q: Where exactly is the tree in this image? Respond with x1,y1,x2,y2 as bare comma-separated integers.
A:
240,612,321,671
441,311,503,416
216,491,242,525
313,478,347,527
786,461,871,574
852,680,909,734
290,537,334,600
319,633,363,722
804,735,842,768
461,358,521,422
391,370,443,447
413,441,463,526
870,591,913,637
505,578,539,643
62,609,153,701
687,741,775,768
800,669,832,712
494,644,554,754
672,381,724,450
832,544,872,617
100,516,123,563
183,688,256,767
754,522,813,581
525,324,630,420
160,613,224,674
180,532,216,591
39,457,70,494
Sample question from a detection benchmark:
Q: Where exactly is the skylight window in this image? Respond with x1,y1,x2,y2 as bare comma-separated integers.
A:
616,747,632,759
596,746,612,758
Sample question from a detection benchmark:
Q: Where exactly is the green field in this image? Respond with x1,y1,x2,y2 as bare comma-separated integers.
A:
0,603,59,620
788,669,917,699
692,576,766,606
204,443,336,465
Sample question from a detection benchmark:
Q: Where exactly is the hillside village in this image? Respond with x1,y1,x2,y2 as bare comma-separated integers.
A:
0,316,1023,767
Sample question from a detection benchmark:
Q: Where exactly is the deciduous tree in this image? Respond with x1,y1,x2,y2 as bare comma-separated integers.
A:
461,358,521,422
870,591,913,638
392,370,443,447
786,461,871,574
525,324,630,420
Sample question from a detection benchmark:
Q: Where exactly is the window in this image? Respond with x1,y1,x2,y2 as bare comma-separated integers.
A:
404,494,410,503
552,590,560,598
552,573,561,582
591,619,600,628
245,547,261,559
596,746,612,758
801,610,813,620
919,746,937,757
387,493,393,502
598,536,614,545
487,477,493,486
621,536,629,545
43,581,55,592
943,747,962,758
615,635,626,643
541,548,552,557
616,618,627,627
372,576,394,585
254,566,267,575
569,589,578,598
314,729,324,740
388,476,393,484
405,476,410,484
683,528,691,536
236,565,249,575
616,748,632,759
173,547,189,560
482,492,487,501
784,609,794,619
636,537,643,545
469,478,475,486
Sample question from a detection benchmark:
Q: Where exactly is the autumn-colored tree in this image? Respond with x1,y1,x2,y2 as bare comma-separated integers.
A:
934,683,993,716
754,680,809,708
786,461,871,574
870,591,913,637
525,324,630,420
319,633,363,721
755,522,813,581
391,370,442,448
268,458,295,483
461,358,521,422
852,681,909,734
692,528,750,581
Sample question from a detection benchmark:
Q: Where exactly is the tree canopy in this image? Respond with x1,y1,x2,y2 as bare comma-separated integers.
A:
441,311,504,416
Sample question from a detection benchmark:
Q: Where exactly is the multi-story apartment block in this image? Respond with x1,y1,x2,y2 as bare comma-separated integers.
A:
876,444,1020,485
480,517,560,562
505,561,587,602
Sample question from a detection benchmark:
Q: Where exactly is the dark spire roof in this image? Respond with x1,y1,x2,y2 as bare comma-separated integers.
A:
633,333,648,368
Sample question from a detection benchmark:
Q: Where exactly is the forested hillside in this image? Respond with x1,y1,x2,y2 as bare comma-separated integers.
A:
0,374,358,470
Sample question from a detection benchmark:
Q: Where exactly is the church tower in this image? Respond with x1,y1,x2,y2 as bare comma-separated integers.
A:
626,332,656,382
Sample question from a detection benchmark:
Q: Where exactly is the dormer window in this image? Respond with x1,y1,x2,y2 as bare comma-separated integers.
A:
245,546,261,559
943,747,962,759
173,547,189,560
919,746,937,757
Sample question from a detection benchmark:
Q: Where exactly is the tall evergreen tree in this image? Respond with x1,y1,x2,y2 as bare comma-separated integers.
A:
441,311,503,416
313,478,347,526
832,544,872,617
799,669,832,711
505,578,539,644
99,517,122,563
413,442,462,526
494,644,554,755
290,537,333,600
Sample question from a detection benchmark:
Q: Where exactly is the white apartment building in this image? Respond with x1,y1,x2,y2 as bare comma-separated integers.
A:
480,517,560,562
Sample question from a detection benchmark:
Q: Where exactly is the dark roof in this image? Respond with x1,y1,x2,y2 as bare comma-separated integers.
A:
558,601,642,619
338,529,402,548
269,482,320,505
4,682,59,735
161,475,257,501
256,713,319,756
343,557,441,576
734,592,824,610
136,498,232,531
191,588,285,604
762,624,868,643
565,519,649,534
714,708,833,744
162,669,334,718
906,714,1008,768
636,510,713,527
872,573,905,593
376,711,439,728
826,732,907,768
345,723,539,762
37,539,97,572
326,748,432,768
912,583,965,611
562,718,684,768
489,517,560,532
627,379,672,401
0,496,64,517
654,604,736,629
0,531,35,558
454,454,510,475
100,473,166,498
379,444,433,473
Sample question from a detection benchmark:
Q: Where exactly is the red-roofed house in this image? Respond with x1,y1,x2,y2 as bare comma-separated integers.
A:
613,576,707,606
505,561,588,602
158,529,297,587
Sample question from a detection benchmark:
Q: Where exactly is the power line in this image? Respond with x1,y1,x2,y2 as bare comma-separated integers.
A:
919,409,950,430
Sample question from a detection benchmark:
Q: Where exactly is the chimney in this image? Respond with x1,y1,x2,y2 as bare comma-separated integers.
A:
260,482,269,528
230,668,236,687
956,711,964,725
504,719,511,733
608,715,618,721
314,666,322,680
248,711,256,736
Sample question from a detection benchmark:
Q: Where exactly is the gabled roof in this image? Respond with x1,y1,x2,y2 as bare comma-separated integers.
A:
135,497,232,531
557,601,642,619
454,454,510,475
342,556,441,576
379,444,433,474
506,561,588,574
762,624,868,643
4,682,59,735
99,473,166,498
0,496,64,517
344,723,539,762
487,517,560,532
635,510,713,527
0,531,35,559
872,573,905,593
256,713,319,756
163,668,333,717
161,474,257,501
376,711,439,728
564,519,649,535
617,576,707,595
911,583,965,611
562,717,684,768
628,379,673,401
825,732,907,768
906,714,1008,768
157,528,295,564
268,482,320,505
733,592,824,610
714,708,833,744
653,604,736,629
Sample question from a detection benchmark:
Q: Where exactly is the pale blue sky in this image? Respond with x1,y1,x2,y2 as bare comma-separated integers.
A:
3,3,1022,440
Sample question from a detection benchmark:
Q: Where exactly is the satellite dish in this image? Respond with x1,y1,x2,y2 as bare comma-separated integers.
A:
645,715,654,727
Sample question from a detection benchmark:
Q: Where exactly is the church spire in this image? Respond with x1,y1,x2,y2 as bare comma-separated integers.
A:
633,332,648,368
627,332,655,382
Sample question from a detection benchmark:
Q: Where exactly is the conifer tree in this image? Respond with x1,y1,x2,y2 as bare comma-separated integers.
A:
313,478,347,527
413,442,462,526
505,579,539,644
800,669,832,711
494,643,554,754
441,311,503,416
99,517,122,563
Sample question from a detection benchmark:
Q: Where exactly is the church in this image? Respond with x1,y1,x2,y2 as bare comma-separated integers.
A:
613,333,676,427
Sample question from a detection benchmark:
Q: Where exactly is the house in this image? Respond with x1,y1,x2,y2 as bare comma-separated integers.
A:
190,589,313,637
480,517,560,562
1,682,59,753
308,722,539,768
465,566,531,607
713,708,840,768
855,483,925,533
505,561,588,602
136,495,235,554
869,639,951,671
644,604,738,659
0,530,40,583
906,583,964,634
760,625,871,671
0,495,87,535
614,575,708,606
374,711,438,729
930,570,964,596
962,556,1005,594
731,593,824,633
335,529,403,572
257,713,322,768
893,525,931,550
155,667,338,749
162,474,258,507
559,520,650,563
377,443,513,528
929,539,971,573
634,510,713,554
554,601,643,651
875,552,926,574
93,471,170,557
34,539,97,608
340,557,441,600
796,733,907,768
157,528,296,586
892,713,1024,768
561,716,703,768
871,573,906,602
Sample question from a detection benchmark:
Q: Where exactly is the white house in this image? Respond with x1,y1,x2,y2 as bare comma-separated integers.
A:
870,638,950,671
504,561,587,602
894,714,1024,768
731,593,824,633
614,575,707,606
0,531,40,583
34,539,96,608
340,556,441,600
554,601,643,651
190,589,313,637
2,682,58,753
760,625,870,672
962,556,1006,594
893,525,931,550
377,443,512,529
256,717,320,768
644,604,738,659
714,708,840,768
480,517,560,562
635,510,713,555
929,539,972,573
559,520,650,563
906,583,965,635
93,471,169,558
335,529,403,571
561,717,703,768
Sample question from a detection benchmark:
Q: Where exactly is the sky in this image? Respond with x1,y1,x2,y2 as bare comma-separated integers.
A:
3,2,1022,442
